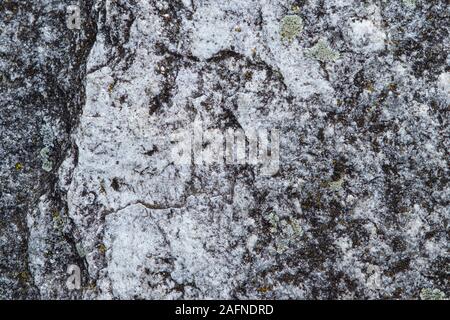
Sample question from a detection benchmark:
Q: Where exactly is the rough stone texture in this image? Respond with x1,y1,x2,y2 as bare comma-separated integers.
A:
1,0,449,299
0,0,96,299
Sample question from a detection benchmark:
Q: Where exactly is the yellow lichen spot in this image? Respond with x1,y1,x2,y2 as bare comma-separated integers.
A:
368,104,378,113
234,26,242,32
15,162,23,171
17,271,30,283
83,282,97,291
388,83,398,92
292,5,300,13
52,211,64,230
99,182,107,194
365,82,375,93
108,83,114,93
244,71,253,81
257,286,271,293
98,243,107,254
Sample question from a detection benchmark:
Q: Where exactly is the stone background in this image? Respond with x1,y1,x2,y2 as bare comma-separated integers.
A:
0,0,448,299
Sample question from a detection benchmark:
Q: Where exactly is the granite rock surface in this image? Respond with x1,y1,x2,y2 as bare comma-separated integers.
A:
0,0,448,299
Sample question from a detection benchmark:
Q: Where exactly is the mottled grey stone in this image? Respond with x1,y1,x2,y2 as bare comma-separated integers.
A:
0,0,448,300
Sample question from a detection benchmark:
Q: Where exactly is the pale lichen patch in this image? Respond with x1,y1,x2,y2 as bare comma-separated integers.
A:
420,288,446,300
39,147,53,172
280,15,303,41
402,0,417,8
306,39,341,62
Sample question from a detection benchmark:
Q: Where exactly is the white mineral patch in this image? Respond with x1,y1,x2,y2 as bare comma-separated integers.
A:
437,72,450,102
348,20,386,53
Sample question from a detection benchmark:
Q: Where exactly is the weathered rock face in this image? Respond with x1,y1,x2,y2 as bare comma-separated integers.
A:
1,0,448,299
0,0,97,299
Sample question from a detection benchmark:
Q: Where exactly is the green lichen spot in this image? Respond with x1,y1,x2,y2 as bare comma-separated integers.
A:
289,218,303,236
265,212,303,254
280,15,303,41
306,39,340,62
39,147,53,172
42,159,53,172
420,288,446,300
402,0,417,8
15,162,23,171
76,243,86,258
267,212,280,233
328,177,345,191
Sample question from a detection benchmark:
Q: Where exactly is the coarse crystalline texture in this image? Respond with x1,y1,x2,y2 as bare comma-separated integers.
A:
1,0,449,299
